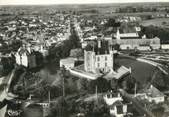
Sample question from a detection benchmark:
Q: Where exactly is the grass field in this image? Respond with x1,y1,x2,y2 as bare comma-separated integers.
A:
141,18,169,28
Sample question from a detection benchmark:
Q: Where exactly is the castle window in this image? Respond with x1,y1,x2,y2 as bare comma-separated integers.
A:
97,63,100,68
105,62,107,67
97,57,100,61
105,56,107,61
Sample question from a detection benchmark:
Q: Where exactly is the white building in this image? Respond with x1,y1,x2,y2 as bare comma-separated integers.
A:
84,50,114,73
145,85,165,104
109,101,128,117
115,29,139,40
136,85,165,104
15,46,36,68
161,44,169,50
103,92,123,106
103,92,129,117
60,58,77,70
113,29,161,50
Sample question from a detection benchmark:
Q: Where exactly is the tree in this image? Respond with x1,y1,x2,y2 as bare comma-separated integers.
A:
76,100,110,117
47,97,69,117
77,78,88,92
129,50,141,57
85,44,93,51
1,57,15,75
105,18,120,27
23,104,43,117
70,48,83,60
88,77,111,93
34,51,43,67
152,71,166,89
105,18,115,27
112,44,120,51
126,77,136,93
162,21,167,25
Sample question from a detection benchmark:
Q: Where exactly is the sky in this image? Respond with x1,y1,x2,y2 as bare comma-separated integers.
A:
0,0,168,5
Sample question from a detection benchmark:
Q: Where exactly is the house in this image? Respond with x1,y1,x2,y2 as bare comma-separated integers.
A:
115,29,139,40
161,44,169,50
136,85,165,104
112,29,161,50
103,91,130,117
109,101,128,117
15,46,36,68
145,85,165,104
60,58,77,70
103,91,123,106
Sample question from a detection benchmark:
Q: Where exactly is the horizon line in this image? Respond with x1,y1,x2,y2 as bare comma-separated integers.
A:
0,1,169,6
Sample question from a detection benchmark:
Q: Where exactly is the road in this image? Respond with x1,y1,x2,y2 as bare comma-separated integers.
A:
0,69,16,117
119,89,155,117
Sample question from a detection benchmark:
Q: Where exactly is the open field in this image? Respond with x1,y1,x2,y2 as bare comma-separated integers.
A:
1,2,169,17
141,18,169,28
